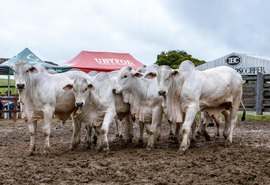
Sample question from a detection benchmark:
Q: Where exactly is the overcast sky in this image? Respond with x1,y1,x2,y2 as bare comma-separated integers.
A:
1,0,270,66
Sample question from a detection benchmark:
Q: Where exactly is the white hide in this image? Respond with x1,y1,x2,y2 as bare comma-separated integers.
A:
12,61,89,155
113,66,163,148
147,60,243,152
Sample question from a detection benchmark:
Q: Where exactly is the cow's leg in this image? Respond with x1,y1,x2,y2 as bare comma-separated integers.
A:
191,120,197,142
147,108,163,149
144,122,153,149
138,121,144,147
70,117,81,150
92,126,98,145
115,118,121,138
201,121,210,141
212,115,221,137
95,126,102,151
196,112,203,135
156,121,161,141
28,120,37,156
179,104,199,152
201,112,211,141
85,125,92,149
228,100,240,143
122,114,133,144
168,120,174,139
101,109,116,154
175,122,181,141
43,107,54,156
223,110,231,140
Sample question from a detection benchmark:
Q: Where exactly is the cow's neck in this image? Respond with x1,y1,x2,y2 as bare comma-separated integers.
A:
165,75,184,123
22,74,38,102
121,78,145,115
129,77,146,103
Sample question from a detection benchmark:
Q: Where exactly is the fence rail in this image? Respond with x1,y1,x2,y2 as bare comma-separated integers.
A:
0,96,20,122
242,73,270,115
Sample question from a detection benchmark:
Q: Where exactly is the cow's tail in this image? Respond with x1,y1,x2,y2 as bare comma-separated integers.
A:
241,100,246,121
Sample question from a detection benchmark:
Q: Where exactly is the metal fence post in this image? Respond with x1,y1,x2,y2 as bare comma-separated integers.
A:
255,72,264,115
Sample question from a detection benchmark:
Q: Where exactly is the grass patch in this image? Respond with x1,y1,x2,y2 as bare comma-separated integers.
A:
0,78,17,95
239,113,270,121
0,121,11,126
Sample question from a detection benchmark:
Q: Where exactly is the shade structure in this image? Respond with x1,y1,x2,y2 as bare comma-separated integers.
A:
0,48,71,75
61,51,144,73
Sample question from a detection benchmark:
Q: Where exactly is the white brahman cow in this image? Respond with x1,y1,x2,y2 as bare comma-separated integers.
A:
145,60,244,152
112,66,163,149
11,61,89,156
63,72,133,154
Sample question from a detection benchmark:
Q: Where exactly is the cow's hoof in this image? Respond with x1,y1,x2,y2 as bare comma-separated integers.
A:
42,151,49,157
137,140,144,147
92,136,98,145
104,150,111,156
85,144,91,150
190,139,196,147
26,151,35,157
168,134,174,140
70,145,77,151
146,145,153,150
170,136,179,144
127,138,132,144
177,148,187,155
204,133,211,141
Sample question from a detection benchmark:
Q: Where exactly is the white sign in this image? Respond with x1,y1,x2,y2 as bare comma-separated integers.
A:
226,55,241,66
94,58,135,66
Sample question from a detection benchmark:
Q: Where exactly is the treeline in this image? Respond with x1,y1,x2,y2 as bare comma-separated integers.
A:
155,50,205,69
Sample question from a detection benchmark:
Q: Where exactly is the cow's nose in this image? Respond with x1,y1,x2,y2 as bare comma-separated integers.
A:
158,90,166,96
76,102,84,107
112,88,116,93
16,84,25,89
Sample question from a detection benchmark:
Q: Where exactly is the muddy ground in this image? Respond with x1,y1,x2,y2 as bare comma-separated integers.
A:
0,119,269,185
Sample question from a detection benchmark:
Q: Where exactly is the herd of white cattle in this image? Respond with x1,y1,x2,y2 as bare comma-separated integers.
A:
10,60,245,156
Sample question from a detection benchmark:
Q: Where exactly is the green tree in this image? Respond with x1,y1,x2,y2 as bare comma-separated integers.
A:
155,50,205,69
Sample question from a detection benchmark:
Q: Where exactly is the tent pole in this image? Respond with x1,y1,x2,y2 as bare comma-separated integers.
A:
8,74,10,96
7,74,10,119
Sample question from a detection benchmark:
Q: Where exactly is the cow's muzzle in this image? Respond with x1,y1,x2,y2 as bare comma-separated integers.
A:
158,90,166,96
16,83,25,89
76,102,84,107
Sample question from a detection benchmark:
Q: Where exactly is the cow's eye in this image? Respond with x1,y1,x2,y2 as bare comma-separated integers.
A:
84,88,87,91
123,75,128,78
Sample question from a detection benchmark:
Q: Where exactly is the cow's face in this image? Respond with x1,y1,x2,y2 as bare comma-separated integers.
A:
11,61,38,90
113,67,142,93
63,78,94,108
145,65,179,96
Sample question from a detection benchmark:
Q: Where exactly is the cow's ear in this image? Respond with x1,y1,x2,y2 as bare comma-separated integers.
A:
63,84,73,91
170,70,179,77
144,72,157,79
132,72,143,78
27,67,38,74
88,83,95,90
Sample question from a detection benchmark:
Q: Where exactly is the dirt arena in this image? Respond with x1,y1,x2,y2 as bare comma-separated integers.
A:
0,119,269,185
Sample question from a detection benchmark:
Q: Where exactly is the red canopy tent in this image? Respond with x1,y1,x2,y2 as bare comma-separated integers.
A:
62,51,144,73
